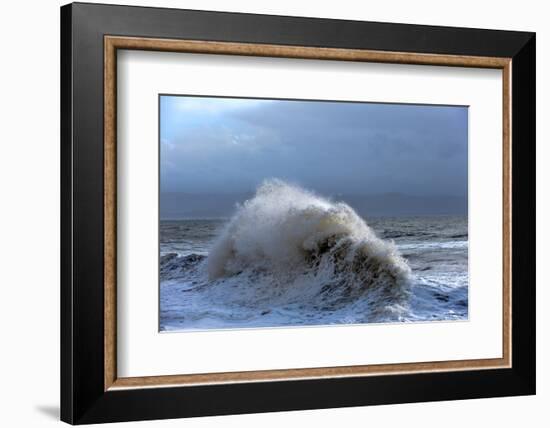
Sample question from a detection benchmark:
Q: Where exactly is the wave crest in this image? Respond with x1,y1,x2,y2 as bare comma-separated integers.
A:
207,180,410,295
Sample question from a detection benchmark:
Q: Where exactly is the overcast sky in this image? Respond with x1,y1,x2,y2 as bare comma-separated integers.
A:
160,95,468,198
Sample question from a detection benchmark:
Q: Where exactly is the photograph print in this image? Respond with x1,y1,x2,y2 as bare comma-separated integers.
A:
159,95,468,332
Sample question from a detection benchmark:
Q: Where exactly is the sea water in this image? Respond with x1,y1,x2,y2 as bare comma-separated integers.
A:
160,180,468,331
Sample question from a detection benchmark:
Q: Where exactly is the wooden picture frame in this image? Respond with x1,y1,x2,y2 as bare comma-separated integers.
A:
61,2,535,424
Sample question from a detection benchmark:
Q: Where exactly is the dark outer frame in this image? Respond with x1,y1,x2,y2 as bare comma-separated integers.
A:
61,2,536,424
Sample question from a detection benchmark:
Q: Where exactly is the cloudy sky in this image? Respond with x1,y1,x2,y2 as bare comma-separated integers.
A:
160,95,467,199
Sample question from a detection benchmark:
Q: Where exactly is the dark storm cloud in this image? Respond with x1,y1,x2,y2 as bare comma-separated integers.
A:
160,96,468,198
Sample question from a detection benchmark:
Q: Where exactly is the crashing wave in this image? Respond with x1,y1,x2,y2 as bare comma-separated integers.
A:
199,180,411,310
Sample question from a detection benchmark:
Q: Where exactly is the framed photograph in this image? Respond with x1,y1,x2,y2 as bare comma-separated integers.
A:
60,2,535,424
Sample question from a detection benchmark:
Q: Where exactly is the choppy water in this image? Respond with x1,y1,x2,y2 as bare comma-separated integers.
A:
160,181,467,331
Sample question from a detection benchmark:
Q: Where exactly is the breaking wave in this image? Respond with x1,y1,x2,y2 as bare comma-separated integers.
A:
161,180,413,327
209,179,409,286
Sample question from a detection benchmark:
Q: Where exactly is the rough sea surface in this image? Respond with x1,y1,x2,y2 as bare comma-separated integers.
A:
160,181,468,331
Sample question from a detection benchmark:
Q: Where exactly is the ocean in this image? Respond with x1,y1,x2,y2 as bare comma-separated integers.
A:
160,181,468,332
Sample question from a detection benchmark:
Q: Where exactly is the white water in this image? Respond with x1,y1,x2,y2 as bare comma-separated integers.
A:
208,179,410,291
